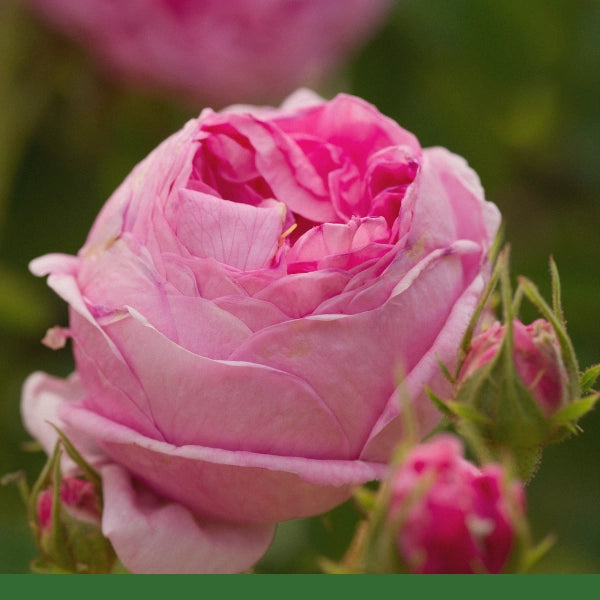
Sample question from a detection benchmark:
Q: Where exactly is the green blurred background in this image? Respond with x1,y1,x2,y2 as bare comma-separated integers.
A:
1,0,598,573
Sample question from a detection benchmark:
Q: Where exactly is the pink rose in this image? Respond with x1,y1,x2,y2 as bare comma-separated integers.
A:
22,90,500,573
25,0,391,105
460,319,570,417
389,435,525,573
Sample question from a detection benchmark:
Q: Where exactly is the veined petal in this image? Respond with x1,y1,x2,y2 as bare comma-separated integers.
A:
100,307,351,458
169,188,286,270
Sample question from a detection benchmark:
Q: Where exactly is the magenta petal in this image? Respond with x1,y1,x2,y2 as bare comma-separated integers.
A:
101,464,275,574
204,112,337,223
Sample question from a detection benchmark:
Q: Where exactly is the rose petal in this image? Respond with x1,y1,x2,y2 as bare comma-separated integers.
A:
101,464,275,574
169,188,286,270
360,272,488,461
287,216,389,266
61,402,383,523
230,245,479,456
98,307,351,458
253,269,351,318
408,147,501,258
21,371,106,473
202,112,337,223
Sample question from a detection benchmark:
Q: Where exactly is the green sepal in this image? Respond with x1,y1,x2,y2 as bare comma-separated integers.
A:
517,274,580,402
455,245,506,377
24,433,119,573
425,386,454,419
352,486,378,514
444,399,494,426
580,364,600,395
0,470,30,505
50,424,102,504
58,509,117,573
551,394,599,428
40,444,77,573
453,342,551,449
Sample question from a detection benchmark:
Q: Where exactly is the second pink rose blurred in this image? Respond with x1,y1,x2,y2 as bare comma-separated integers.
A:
25,0,392,105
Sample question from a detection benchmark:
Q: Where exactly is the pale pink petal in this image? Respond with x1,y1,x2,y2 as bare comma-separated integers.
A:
70,310,166,440
212,296,289,331
62,403,384,523
29,253,79,277
21,371,106,473
163,253,245,299
253,269,352,318
169,188,286,270
100,307,350,458
230,245,479,456
101,464,275,574
162,294,252,357
360,272,488,461
409,148,501,256
287,217,389,266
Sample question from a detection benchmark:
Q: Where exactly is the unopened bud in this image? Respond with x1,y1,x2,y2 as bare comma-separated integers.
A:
460,319,570,418
387,435,525,574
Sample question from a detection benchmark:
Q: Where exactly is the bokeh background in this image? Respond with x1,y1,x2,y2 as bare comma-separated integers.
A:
1,0,598,573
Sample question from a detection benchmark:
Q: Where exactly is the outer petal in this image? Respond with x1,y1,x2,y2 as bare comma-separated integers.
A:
408,147,501,259
360,272,488,461
62,403,384,524
101,464,275,574
20,371,107,473
96,307,351,458
230,243,481,456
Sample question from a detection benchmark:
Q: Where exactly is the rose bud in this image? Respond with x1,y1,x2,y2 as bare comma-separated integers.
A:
24,0,392,105
451,312,590,480
37,476,100,534
32,472,116,574
22,90,500,573
388,435,525,574
460,319,570,418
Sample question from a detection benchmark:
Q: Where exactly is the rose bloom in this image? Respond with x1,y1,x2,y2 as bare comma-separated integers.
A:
25,0,392,105
22,90,500,573
389,435,525,573
459,318,570,417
